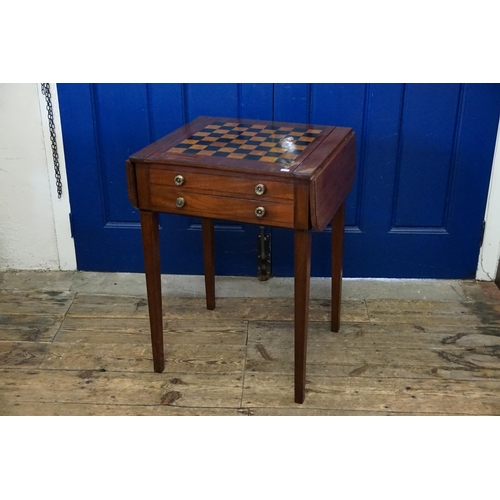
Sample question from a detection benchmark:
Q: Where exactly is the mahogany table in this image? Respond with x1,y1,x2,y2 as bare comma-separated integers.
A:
126,116,356,403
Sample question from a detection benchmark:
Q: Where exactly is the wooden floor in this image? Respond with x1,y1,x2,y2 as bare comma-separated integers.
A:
1,279,500,415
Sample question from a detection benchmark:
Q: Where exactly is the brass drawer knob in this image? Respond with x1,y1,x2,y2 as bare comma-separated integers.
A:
255,183,266,196
175,197,185,208
174,175,185,186
255,206,266,218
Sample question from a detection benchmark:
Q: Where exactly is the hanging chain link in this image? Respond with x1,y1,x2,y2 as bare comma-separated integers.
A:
41,83,63,198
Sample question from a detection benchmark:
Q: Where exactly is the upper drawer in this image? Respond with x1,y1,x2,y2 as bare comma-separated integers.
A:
148,164,294,202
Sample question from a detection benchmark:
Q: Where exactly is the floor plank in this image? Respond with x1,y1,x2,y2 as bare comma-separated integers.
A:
54,317,155,343
0,402,247,416
0,342,49,369
241,373,500,414
248,321,500,348
0,314,63,342
66,294,150,318
245,408,464,416
165,320,248,345
366,299,500,325
0,369,243,408
40,342,246,374
245,342,500,380
54,317,248,345
0,290,74,316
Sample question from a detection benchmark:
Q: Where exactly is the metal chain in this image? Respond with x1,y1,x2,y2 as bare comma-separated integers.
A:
41,83,63,198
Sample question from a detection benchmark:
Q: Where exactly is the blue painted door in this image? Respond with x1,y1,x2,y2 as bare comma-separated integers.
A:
58,83,500,278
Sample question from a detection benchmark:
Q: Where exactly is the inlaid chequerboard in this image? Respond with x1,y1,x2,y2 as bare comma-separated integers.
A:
167,120,324,166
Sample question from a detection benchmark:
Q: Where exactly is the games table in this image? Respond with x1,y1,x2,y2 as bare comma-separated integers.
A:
126,116,356,403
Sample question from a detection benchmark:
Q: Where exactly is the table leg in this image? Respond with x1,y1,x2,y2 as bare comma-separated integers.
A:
201,218,215,310
140,210,164,373
294,228,312,404
331,202,345,332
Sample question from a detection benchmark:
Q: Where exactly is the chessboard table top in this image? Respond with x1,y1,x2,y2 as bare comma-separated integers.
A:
130,116,353,178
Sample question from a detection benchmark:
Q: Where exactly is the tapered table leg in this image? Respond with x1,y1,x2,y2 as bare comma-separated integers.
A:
294,229,312,404
331,202,345,332
140,210,164,373
201,218,215,310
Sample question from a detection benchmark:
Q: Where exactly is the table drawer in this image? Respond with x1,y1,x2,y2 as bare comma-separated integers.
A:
148,165,294,202
148,186,294,228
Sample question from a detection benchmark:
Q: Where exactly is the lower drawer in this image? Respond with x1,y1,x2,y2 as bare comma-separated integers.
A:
148,186,294,228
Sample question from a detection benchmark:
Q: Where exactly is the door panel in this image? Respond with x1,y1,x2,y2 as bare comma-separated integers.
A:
240,84,273,120
185,84,239,120
58,83,500,278
274,83,310,123
393,84,461,228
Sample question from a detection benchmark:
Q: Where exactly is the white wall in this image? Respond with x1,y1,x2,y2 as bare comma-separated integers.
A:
0,83,75,271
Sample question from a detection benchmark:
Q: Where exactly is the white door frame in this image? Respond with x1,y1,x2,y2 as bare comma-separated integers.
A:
476,118,500,281
37,83,77,270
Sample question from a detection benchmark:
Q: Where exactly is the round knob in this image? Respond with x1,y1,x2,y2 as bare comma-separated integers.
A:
175,197,185,208
255,183,266,196
255,206,266,218
174,175,185,186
